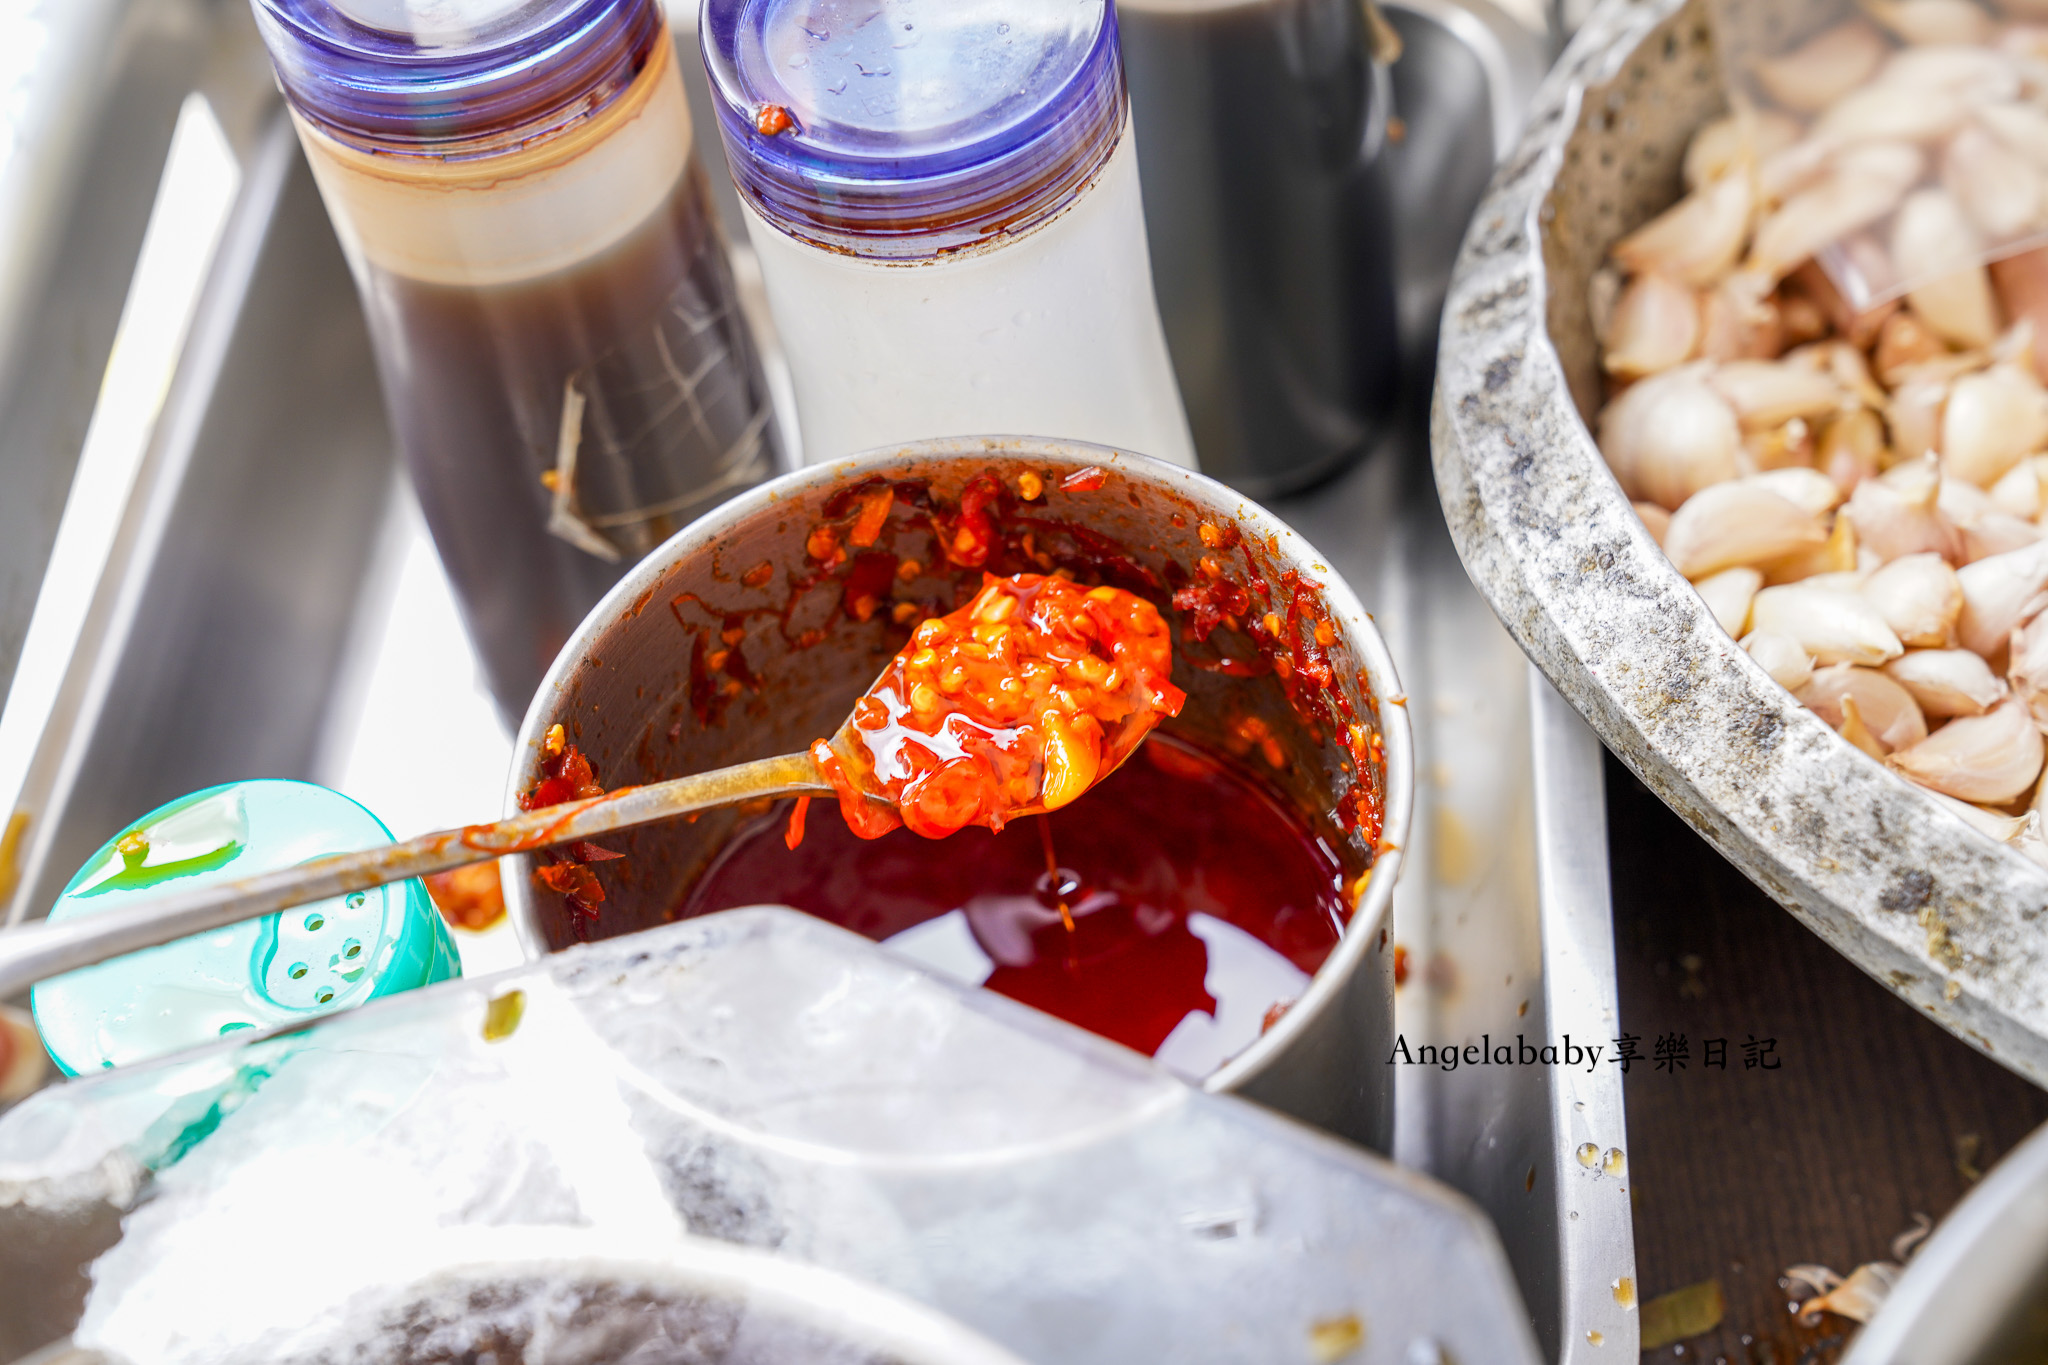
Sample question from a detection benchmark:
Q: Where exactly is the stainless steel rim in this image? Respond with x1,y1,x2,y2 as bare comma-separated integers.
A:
501,434,1414,1098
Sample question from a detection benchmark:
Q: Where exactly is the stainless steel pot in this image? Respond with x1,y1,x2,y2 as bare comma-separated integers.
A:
234,1229,1033,1365
502,436,1412,1149
1433,0,2048,1088
1843,1117,2048,1365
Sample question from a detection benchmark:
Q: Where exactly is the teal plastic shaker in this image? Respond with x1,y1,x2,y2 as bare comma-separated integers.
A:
31,780,460,1075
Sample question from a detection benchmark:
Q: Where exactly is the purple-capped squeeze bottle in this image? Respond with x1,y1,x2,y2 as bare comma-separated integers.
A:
700,0,1196,468
252,0,780,716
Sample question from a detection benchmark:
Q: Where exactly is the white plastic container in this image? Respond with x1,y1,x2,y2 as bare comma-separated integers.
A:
701,0,1196,468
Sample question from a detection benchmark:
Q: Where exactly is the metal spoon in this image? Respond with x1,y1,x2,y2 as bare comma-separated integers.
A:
0,697,1160,1002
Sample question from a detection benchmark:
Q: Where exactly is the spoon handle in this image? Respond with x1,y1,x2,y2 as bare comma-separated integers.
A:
0,752,829,1001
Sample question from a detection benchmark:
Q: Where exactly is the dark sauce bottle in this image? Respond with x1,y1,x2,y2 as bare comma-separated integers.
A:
682,735,1348,1078
1120,0,1401,497
252,0,779,716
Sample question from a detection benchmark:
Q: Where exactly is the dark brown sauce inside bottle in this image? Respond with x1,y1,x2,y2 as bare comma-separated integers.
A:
365,156,775,716
680,733,1347,1074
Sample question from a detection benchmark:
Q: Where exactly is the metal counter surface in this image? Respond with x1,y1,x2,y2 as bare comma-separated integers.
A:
0,1,1630,1358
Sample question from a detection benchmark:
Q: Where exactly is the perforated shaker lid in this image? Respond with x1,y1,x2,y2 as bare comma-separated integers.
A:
702,0,1126,257
31,781,460,1075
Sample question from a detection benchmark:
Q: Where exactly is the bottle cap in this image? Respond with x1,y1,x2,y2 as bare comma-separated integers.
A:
251,0,664,157
702,0,1125,257
31,781,460,1075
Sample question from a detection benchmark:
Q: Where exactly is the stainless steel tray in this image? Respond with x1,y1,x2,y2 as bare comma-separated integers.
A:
1279,7,1635,1355
0,1,1636,1359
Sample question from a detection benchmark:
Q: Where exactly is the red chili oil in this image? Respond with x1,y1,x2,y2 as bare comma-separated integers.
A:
679,733,1346,1076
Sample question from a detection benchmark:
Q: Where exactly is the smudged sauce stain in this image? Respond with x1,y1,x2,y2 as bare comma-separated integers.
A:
504,742,636,918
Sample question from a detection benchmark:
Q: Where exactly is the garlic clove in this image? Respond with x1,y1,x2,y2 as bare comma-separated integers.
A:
1665,483,1828,578
1693,566,1764,637
1991,454,2046,519
1992,247,2048,384
1847,459,1966,563
1962,512,2044,564
1752,583,1907,665
1979,100,2048,166
1943,123,2048,241
1873,309,1952,386
1742,417,1817,473
1799,338,1889,409
1686,110,1805,188
1799,662,1930,750
1956,537,2048,655
1922,786,2033,842
1697,277,1786,362
1882,452,1944,500
2001,21,2048,57
1939,364,2048,487
1709,359,1845,429
1761,508,1860,585
1994,317,2039,377
1750,144,1925,283
2017,812,2048,868
1861,0,1994,46
1790,261,1899,350
1760,137,1840,205
1893,189,2003,350
1748,466,1847,514
1783,295,1832,358
1888,699,2045,803
2008,609,2048,726
1800,568,1874,591
1819,407,1890,495
1884,647,2009,716
1597,362,1745,510
1744,629,1817,690
1839,694,1891,758
1884,373,1950,464
1813,85,1968,146
1938,474,1997,527
1613,174,1755,288
1753,22,1890,113
1604,271,1702,377
1844,232,1910,304
1860,551,1964,645
1633,500,1672,546
1881,43,2021,98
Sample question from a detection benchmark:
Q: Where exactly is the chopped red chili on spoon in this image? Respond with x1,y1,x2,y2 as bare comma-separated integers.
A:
808,572,1186,841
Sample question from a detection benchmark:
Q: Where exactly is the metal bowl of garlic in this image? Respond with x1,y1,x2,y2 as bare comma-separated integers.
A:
1436,0,2048,1085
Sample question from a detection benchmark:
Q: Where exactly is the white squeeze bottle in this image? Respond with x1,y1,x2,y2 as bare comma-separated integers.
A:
699,0,1197,468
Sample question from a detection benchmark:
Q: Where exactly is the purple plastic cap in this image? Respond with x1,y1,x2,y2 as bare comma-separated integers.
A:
701,0,1126,258
251,0,663,158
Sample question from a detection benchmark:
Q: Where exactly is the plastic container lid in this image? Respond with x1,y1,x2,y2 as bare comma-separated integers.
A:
702,0,1126,257
250,0,664,157
31,780,460,1075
